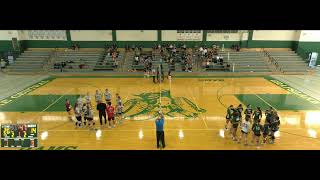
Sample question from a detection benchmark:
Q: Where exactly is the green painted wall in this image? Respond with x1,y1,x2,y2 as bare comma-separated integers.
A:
0,41,14,52
248,41,296,48
295,42,320,65
112,30,116,42
66,30,72,46
246,30,253,48
157,30,161,42
202,30,207,42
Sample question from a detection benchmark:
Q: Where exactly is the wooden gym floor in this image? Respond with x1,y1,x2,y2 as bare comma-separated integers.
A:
1,75,320,150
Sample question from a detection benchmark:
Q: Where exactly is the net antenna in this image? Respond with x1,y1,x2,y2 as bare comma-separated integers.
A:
159,64,162,114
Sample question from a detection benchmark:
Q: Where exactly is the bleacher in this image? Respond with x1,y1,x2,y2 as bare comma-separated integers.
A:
152,48,192,72
50,50,104,72
268,50,311,73
94,51,125,71
6,50,52,73
219,51,272,72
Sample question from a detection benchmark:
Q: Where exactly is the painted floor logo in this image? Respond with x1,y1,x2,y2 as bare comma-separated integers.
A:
0,79,51,106
269,79,320,105
123,90,206,120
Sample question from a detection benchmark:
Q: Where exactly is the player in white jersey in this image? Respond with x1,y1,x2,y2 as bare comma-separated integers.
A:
104,89,111,103
115,93,123,124
95,90,102,104
85,104,95,128
74,103,82,127
238,117,250,145
85,92,92,107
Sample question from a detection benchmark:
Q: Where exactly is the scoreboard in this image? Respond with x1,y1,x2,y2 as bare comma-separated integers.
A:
1,124,38,148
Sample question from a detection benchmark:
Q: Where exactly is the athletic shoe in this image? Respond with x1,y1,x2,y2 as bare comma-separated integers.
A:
108,126,111,129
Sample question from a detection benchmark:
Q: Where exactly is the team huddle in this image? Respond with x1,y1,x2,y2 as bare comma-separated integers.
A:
225,104,280,146
65,88,124,129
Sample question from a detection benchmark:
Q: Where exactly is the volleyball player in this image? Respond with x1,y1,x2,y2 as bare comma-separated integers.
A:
82,103,88,126
86,104,95,127
115,93,123,125
85,92,92,107
65,99,72,120
244,104,253,123
252,107,262,142
106,102,116,128
95,90,102,104
236,104,243,122
74,103,82,127
252,119,263,146
269,111,280,144
253,107,262,123
238,116,250,145
231,109,240,141
104,89,111,103
225,105,234,130
262,118,271,144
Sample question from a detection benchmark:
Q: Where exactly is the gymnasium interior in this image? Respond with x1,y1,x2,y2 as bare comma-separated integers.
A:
0,30,320,150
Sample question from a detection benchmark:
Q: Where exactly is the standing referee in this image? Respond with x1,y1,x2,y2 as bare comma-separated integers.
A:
155,113,165,149
96,100,107,126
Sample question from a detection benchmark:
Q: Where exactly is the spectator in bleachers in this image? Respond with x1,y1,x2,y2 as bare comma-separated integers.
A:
199,46,204,56
0,59,5,70
79,59,86,69
134,56,139,65
172,47,177,56
219,56,224,65
182,44,187,50
112,52,117,61
203,48,208,57
236,45,240,52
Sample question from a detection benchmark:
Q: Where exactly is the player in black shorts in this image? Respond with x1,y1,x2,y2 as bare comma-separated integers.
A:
82,103,88,126
269,111,280,144
231,109,240,141
86,104,95,127
74,103,82,127
262,120,271,144
252,119,263,146
244,104,253,123
225,105,234,130
252,107,262,142
236,104,243,122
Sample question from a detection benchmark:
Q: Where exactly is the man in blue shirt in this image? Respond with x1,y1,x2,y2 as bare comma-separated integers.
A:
155,114,165,149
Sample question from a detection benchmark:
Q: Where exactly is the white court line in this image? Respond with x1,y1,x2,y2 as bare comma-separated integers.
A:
187,87,208,128
254,93,278,111
246,87,278,111
42,88,72,112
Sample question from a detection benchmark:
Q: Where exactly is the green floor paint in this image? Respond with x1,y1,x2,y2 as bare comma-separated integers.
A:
0,95,80,112
236,94,320,110
236,94,271,110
